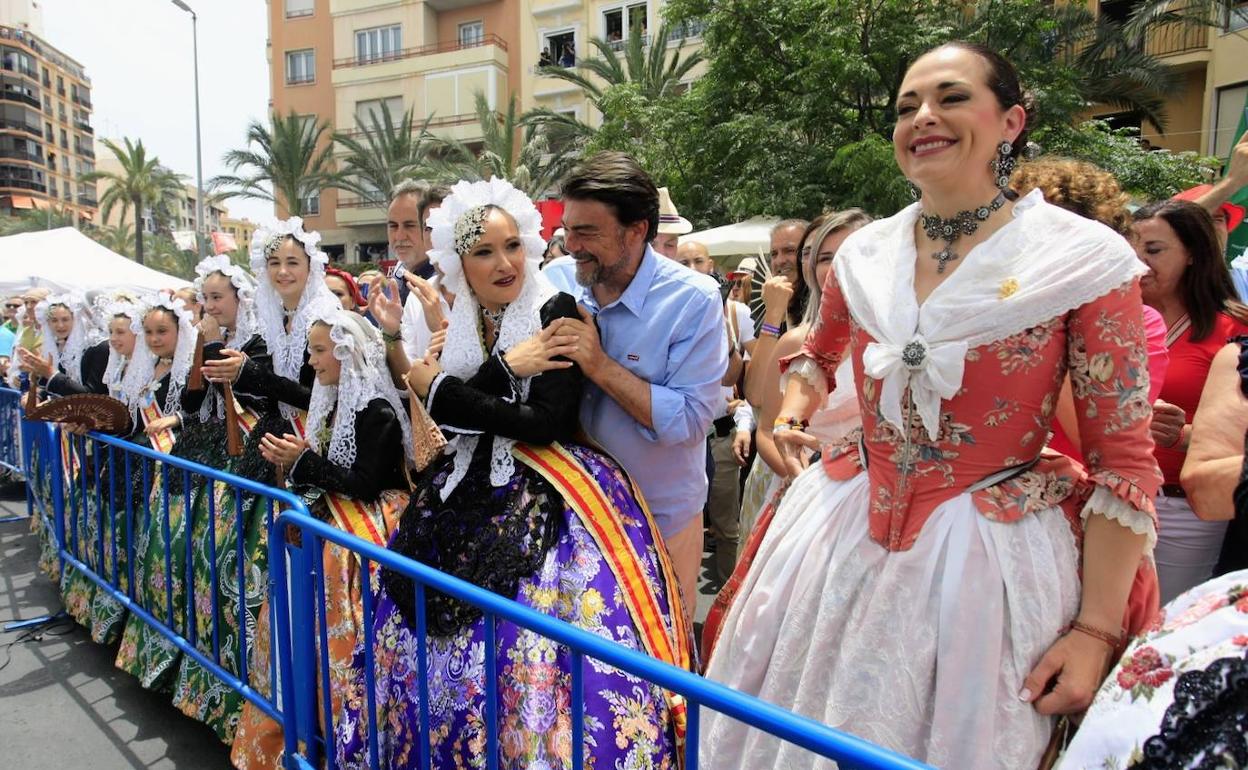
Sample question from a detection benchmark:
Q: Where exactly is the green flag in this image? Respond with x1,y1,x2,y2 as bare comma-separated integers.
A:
1226,100,1248,262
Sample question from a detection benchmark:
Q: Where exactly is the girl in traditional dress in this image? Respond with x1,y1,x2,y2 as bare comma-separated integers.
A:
333,178,691,770
230,301,412,770
701,43,1162,769
170,254,277,741
113,295,205,681
17,291,104,580
59,297,141,635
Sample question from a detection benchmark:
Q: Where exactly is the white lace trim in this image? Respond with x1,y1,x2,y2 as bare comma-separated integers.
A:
778,355,831,402
194,254,259,350
834,189,1146,440
248,217,336,418
302,304,414,471
119,295,198,421
426,178,552,501
1080,484,1157,556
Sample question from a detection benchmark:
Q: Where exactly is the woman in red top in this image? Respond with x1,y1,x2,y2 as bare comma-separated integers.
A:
1135,199,1248,603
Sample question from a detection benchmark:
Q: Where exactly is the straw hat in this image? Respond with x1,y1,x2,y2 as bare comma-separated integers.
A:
656,187,692,235
726,257,758,280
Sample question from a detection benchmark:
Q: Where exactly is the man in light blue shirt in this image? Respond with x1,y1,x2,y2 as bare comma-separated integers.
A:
552,152,728,610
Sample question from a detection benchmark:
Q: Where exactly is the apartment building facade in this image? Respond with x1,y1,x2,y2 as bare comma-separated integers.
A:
1091,1,1248,161
269,0,703,262
0,22,97,224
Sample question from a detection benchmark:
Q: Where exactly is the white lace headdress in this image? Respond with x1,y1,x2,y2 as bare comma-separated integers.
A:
304,300,414,471
119,295,198,419
249,217,337,418
35,291,99,381
425,177,554,499
99,297,142,399
194,254,259,348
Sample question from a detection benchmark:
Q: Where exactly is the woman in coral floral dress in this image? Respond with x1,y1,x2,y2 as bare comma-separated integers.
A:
701,43,1162,769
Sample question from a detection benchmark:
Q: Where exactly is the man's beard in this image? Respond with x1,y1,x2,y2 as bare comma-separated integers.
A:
572,250,627,288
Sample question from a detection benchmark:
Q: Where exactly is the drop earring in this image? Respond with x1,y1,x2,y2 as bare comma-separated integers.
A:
990,141,1015,190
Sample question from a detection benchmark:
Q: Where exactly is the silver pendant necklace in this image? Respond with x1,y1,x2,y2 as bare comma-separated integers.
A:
920,190,1008,273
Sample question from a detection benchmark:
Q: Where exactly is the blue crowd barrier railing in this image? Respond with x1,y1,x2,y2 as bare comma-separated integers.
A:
0,385,25,478
7,382,930,770
273,511,934,770
50,424,312,728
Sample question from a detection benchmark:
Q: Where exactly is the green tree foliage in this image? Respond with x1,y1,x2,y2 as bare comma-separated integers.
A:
211,111,335,217
589,0,1222,224
1035,121,1221,201
0,206,77,236
79,137,184,265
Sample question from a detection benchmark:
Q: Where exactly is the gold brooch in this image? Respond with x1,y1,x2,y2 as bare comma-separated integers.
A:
999,277,1019,299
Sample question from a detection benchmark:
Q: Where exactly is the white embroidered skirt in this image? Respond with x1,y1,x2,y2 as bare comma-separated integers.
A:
701,466,1081,769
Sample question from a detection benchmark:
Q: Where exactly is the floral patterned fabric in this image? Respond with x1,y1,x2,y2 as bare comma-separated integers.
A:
1057,569,1248,769
333,445,683,770
230,490,407,770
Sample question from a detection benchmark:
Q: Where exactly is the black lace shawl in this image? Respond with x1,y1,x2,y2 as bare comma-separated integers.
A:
46,339,110,397
1130,651,1248,769
383,293,584,636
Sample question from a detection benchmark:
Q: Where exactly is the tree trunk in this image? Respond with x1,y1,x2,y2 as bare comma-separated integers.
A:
133,195,144,265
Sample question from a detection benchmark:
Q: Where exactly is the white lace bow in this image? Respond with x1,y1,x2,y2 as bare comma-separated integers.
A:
835,189,1146,441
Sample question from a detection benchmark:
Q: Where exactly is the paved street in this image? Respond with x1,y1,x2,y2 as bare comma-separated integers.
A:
0,494,233,770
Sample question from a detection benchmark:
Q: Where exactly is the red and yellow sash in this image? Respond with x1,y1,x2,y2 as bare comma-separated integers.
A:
235,399,261,437
288,412,388,550
139,394,176,454
512,442,694,763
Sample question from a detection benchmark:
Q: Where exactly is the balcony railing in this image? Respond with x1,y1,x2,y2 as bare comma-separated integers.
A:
0,118,41,137
0,59,37,80
0,178,46,193
336,194,386,209
74,146,94,159
73,120,92,134
0,149,43,164
333,33,507,69
77,194,97,208
336,111,491,139
1144,17,1209,58
0,90,40,108
72,93,92,109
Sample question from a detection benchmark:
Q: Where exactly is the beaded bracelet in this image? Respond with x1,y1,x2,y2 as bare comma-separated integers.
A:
381,329,402,345
773,416,808,432
1066,620,1125,649
760,322,782,338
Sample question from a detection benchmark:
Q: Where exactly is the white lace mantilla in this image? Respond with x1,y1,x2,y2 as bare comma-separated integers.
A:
248,217,337,418
835,189,1146,440
422,178,552,500
119,295,198,420
303,304,413,470
36,292,100,381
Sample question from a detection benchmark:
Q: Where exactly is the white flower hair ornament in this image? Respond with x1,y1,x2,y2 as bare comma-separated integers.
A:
119,295,198,419
247,217,337,415
194,254,259,348
423,177,558,500
425,177,546,299
35,291,99,380
303,300,414,470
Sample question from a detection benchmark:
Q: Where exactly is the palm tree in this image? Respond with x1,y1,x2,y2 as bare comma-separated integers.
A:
79,137,184,265
430,92,582,197
0,205,76,235
529,20,703,137
92,221,135,257
330,102,439,205
210,111,335,217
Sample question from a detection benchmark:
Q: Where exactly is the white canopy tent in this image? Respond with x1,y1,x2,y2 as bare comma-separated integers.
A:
0,227,189,296
682,216,780,264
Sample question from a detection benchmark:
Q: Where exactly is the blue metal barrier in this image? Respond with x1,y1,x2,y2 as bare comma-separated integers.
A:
0,385,24,477
273,511,934,770
50,425,313,728
6,388,930,770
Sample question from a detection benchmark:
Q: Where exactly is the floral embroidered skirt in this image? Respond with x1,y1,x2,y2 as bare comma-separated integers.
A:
230,489,408,770
170,479,271,742
332,447,683,770
701,467,1082,770
1056,569,1248,769
115,467,195,691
